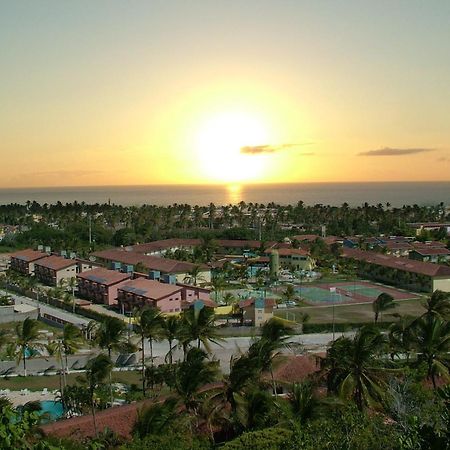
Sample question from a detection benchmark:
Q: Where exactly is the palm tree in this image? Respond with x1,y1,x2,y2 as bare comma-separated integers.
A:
162,315,181,365
287,381,320,424
388,315,414,361
133,397,180,438
222,292,235,306
174,347,218,415
282,285,297,304
180,306,223,353
94,317,130,404
422,290,450,319
183,265,205,286
82,354,113,437
134,307,164,394
321,326,389,411
410,313,450,388
372,292,395,323
65,276,78,313
10,318,43,376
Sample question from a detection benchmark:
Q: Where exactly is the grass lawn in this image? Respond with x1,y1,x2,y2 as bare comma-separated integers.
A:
0,370,143,391
275,298,426,324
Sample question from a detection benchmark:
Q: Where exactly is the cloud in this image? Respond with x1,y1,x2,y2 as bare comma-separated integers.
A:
240,143,313,155
358,147,435,156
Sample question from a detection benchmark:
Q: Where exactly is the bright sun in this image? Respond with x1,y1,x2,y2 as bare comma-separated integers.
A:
196,111,271,183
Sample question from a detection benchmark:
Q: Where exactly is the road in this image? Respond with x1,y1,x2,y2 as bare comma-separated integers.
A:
0,331,353,376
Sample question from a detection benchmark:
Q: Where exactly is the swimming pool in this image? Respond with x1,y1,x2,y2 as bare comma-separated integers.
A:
39,400,64,421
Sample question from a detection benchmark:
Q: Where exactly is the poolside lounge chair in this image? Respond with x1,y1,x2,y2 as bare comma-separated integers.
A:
41,388,48,396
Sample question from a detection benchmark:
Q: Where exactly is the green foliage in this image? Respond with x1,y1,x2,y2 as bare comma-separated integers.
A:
124,433,211,450
222,427,293,450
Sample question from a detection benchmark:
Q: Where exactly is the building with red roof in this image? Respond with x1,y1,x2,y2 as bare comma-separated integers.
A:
77,267,132,306
342,248,450,292
9,248,47,275
265,248,315,271
34,255,78,286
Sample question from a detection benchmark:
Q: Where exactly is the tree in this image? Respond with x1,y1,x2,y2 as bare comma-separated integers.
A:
183,266,206,286
372,293,395,323
94,317,132,404
134,307,164,394
410,313,450,388
423,290,450,319
321,326,389,411
162,315,181,365
282,285,297,304
10,318,43,376
180,306,223,353
81,354,113,437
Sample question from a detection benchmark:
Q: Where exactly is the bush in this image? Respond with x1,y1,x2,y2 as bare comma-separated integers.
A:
124,433,211,450
222,428,293,450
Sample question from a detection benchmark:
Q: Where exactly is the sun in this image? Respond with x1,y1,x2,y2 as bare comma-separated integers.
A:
196,111,271,183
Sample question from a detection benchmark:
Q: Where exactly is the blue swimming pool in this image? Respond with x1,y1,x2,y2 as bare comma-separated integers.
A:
39,400,64,421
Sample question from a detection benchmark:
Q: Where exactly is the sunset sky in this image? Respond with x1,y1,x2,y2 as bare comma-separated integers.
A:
1,1,449,188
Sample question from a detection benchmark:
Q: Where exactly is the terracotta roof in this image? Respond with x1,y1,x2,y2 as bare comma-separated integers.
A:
92,249,209,274
382,241,413,251
34,255,77,271
266,355,320,384
292,234,320,242
411,248,450,256
76,267,131,285
119,278,182,300
342,248,450,277
239,297,277,308
266,248,310,257
10,249,46,262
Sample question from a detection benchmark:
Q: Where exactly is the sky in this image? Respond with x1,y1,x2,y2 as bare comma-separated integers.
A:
1,0,449,187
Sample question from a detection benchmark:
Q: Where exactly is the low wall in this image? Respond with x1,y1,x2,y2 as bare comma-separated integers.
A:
0,305,39,323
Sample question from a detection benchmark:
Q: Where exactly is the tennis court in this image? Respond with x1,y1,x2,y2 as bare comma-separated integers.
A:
297,281,418,305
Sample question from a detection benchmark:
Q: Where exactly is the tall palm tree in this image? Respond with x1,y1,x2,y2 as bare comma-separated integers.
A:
134,306,164,394
174,347,218,415
410,313,450,388
372,292,395,323
10,318,43,376
422,290,450,319
94,317,130,404
83,354,113,437
388,315,414,361
180,306,223,353
321,326,389,411
162,315,181,365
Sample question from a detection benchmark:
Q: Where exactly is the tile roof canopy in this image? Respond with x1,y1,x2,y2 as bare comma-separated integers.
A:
34,255,78,271
411,248,450,256
92,249,208,273
76,267,131,285
266,355,320,384
342,248,450,278
239,297,277,308
119,278,182,300
10,249,46,262
266,248,310,256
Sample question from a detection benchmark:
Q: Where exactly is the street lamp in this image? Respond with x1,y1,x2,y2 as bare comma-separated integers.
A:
329,287,336,341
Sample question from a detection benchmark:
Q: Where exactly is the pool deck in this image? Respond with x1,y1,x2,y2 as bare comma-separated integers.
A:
1,389,58,407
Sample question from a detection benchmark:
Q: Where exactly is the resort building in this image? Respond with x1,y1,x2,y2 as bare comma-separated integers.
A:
77,268,132,306
265,248,315,271
34,255,78,286
342,248,450,293
239,297,276,327
9,249,47,275
409,247,450,264
92,248,211,283
117,278,184,313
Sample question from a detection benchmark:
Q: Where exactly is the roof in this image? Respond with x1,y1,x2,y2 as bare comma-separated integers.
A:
239,297,277,308
411,248,450,256
292,234,320,242
10,249,46,263
342,248,450,278
266,355,320,384
118,278,182,300
41,400,151,440
92,249,209,274
130,238,201,254
34,255,77,271
266,248,310,257
76,267,131,285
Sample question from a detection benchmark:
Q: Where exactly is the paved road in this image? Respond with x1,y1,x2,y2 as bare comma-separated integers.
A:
1,331,353,376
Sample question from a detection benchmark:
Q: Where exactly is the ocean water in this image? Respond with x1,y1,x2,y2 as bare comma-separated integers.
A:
0,182,448,207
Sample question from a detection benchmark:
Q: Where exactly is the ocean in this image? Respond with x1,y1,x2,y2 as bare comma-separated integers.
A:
0,182,449,207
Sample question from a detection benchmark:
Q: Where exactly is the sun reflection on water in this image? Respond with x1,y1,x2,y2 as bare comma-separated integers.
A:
226,184,243,204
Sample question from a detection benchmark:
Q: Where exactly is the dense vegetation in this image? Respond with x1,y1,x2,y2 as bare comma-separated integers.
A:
1,291,449,449
1,201,449,254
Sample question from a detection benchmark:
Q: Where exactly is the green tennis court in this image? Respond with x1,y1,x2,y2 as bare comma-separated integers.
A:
339,285,384,298
297,287,347,303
